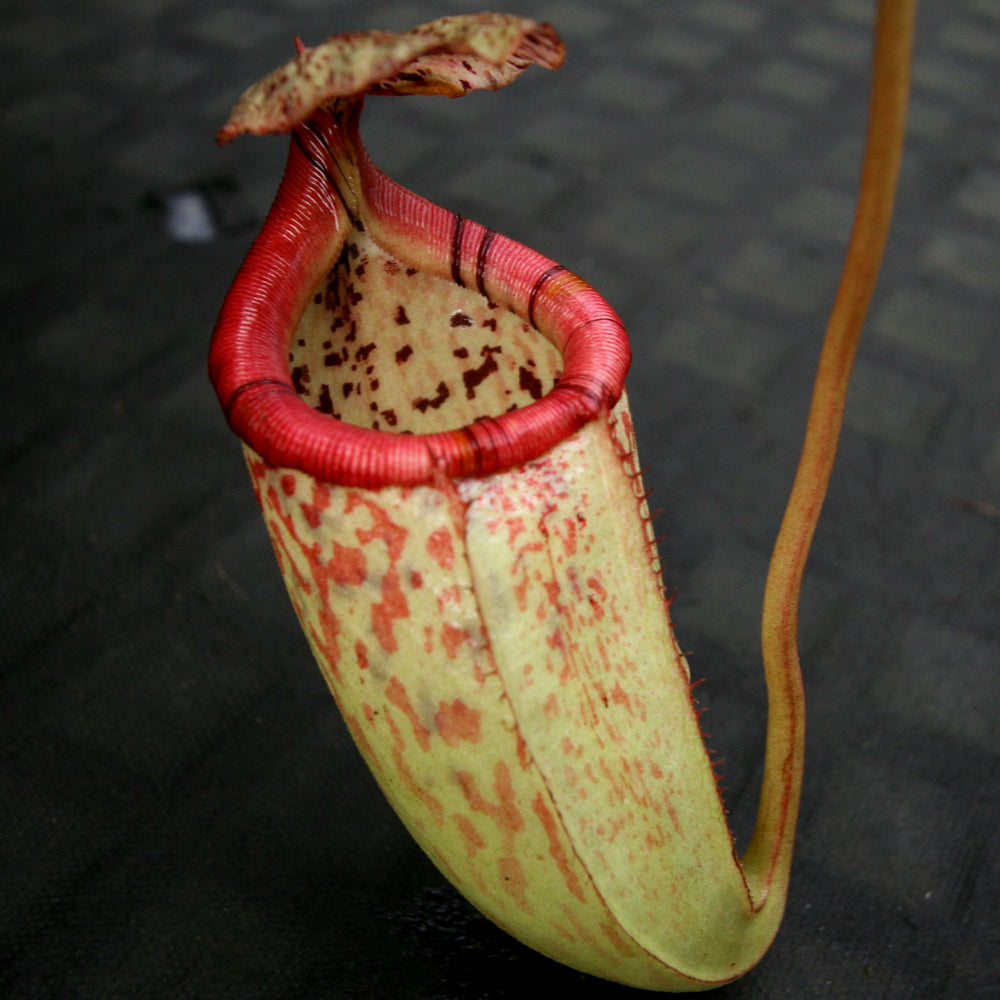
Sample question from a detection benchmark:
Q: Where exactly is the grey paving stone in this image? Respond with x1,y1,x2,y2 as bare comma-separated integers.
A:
912,52,991,103
751,57,840,106
719,236,841,315
186,7,289,49
648,299,791,392
940,14,1000,61
883,622,1000,756
577,185,705,279
986,436,1000,485
579,64,682,114
969,0,1000,17
92,0,189,13
531,0,617,39
790,20,873,67
635,26,729,73
0,11,108,58
96,47,206,94
702,96,798,154
512,107,639,171
905,95,956,141
32,298,175,389
921,228,1000,293
844,354,952,450
954,165,1000,224
772,183,857,242
872,285,995,369
681,0,769,35
439,152,571,224
1,90,123,143
809,751,971,909
828,0,877,24
822,132,869,185
645,142,753,204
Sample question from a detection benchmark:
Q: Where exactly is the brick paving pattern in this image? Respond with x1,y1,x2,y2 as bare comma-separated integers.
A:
2,1,998,997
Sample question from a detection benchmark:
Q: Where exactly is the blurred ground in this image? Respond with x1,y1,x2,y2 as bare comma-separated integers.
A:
2,1,999,997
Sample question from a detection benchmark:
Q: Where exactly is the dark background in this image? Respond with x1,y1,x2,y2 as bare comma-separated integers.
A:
3,1,999,996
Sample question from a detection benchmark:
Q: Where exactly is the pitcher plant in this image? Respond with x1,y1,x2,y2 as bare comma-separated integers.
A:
210,5,915,991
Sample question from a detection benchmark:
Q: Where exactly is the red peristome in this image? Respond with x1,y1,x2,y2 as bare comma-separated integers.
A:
210,102,631,487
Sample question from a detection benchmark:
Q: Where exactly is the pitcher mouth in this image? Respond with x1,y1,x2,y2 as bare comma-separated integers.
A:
210,104,631,489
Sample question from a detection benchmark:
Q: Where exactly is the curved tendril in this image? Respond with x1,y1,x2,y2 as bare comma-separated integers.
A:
744,0,917,907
